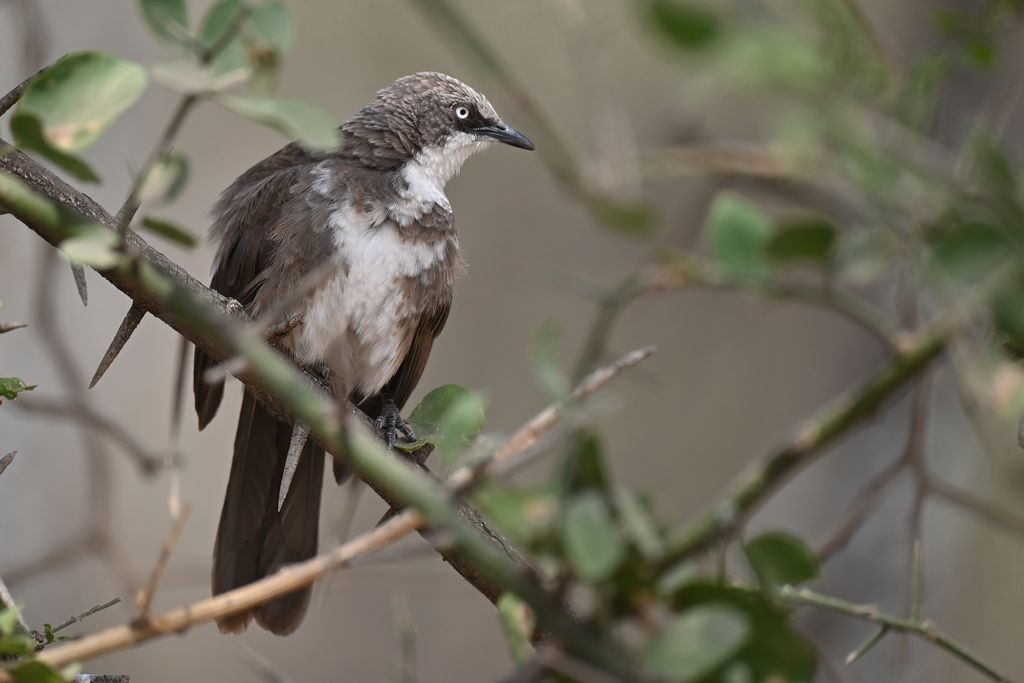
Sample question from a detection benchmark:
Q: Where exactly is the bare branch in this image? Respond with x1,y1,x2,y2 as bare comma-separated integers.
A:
14,397,161,475
133,507,190,622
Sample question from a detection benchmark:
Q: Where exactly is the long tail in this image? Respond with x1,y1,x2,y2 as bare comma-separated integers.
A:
212,390,324,635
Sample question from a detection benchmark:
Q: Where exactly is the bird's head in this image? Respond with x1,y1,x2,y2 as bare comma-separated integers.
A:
341,72,534,182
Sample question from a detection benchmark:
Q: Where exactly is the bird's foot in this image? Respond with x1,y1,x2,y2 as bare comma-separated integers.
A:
375,398,416,449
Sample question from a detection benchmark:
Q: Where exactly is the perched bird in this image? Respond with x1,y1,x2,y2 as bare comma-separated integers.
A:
193,72,534,635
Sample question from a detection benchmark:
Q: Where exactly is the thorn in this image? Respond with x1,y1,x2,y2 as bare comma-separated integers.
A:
0,321,27,334
71,263,88,306
278,422,309,512
0,451,15,477
89,302,147,388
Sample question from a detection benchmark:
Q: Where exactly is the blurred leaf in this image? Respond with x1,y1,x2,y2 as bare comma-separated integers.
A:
744,532,819,593
0,633,35,658
10,661,66,683
140,216,198,248
9,116,99,182
59,227,125,269
669,582,817,681
248,1,293,60
138,0,189,44
151,58,221,93
613,487,664,561
533,321,570,399
0,378,35,401
993,284,1024,345
406,384,485,460
219,95,339,150
643,604,749,682
722,27,826,89
560,432,611,496
139,153,189,205
476,485,558,546
497,593,535,664
11,52,147,179
562,490,627,582
199,0,249,75
706,192,772,280
929,220,1013,283
0,606,21,635
657,561,700,596
766,218,837,264
591,197,656,237
647,0,720,51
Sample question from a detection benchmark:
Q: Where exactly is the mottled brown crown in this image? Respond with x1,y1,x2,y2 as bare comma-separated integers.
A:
340,72,500,170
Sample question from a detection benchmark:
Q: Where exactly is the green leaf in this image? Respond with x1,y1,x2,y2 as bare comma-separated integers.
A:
59,227,125,269
669,582,817,682
248,1,293,60
643,604,749,682
743,531,819,592
9,115,99,182
476,485,558,546
533,321,570,399
591,197,656,237
218,95,340,150
0,605,21,635
0,378,35,401
140,216,198,248
766,218,837,264
613,487,664,561
706,193,773,280
11,52,147,180
138,0,190,44
647,0,721,51
199,0,249,75
139,153,189,205
10,660,67,683
497,593,535,664
405,384,485,460
0,634,35,658
560,432,611,496
562,490,627,582
929,220,1013,282
993,286,1024,344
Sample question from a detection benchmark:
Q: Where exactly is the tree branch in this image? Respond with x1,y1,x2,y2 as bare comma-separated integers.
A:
658,329,947,571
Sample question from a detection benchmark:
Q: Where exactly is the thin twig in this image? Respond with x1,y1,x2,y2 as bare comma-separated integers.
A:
14,397,161,475
133,506,191,622
929,480,1024,543
658,328,947,571
779,585,1013,683
0,67,44,118
817,457,904,562
50,598,122,636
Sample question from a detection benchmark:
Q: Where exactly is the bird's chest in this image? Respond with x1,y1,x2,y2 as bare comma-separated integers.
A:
294,204,455,396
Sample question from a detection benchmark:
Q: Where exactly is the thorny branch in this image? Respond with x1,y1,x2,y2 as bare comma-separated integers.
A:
0,348,652,676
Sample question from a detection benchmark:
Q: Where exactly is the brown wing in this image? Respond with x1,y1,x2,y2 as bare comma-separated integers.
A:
193,142,322,428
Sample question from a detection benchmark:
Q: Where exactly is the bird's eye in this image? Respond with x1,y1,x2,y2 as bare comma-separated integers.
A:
455,106,470,120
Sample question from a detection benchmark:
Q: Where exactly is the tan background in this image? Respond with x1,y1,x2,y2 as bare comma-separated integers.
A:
3,1,1024,681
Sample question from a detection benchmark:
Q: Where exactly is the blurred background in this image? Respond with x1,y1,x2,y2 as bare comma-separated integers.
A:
3,0,1024,681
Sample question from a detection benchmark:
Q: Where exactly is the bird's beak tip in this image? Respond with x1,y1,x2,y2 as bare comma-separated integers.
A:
478,123,535,151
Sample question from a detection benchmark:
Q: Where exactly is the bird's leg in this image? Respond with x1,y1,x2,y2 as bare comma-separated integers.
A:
376,396,416,449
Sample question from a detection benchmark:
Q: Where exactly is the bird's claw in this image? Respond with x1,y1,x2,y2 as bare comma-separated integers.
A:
376,398,415,449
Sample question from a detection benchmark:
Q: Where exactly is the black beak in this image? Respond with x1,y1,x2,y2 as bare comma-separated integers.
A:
476,123,535,151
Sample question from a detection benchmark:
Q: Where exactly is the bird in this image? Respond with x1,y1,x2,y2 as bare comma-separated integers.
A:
192,72,534,635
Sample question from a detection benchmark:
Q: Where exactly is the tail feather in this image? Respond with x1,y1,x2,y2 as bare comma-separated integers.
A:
212,390,324,635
